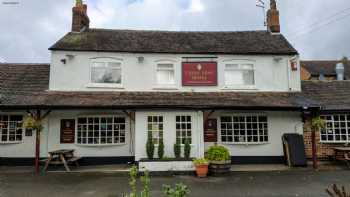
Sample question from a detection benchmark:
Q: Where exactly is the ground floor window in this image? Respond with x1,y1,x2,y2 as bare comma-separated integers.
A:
77,116,126,145
147,116,163,144
220,115,268,144
0,115,23,143
321,114,350,143
176,115,192,144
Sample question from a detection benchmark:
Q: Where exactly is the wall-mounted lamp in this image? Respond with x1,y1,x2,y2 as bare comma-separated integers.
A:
61,59,67,64
66,54,75,60
273,57,283,62
138,56,144,63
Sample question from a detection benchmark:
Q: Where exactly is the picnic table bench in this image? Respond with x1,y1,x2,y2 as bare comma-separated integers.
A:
42,149,82,172
332,147,350,168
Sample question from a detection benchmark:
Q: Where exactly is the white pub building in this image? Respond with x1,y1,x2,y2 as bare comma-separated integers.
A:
0,1,316,170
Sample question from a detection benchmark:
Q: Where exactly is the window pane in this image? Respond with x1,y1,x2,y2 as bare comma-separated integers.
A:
0,115,23,143
225,70,243,85
91,62,121,84
157,64,175,85
243,70,254,85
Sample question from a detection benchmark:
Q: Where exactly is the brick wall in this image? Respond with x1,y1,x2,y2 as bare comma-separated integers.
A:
303,116,345,160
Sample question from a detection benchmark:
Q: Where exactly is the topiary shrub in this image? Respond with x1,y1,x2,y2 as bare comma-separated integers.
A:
174,139,181,159
184,139,191,159
146,131,154,159
205,145,230,162
158,138,165,159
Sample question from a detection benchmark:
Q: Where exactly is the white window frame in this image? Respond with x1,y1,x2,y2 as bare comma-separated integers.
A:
320,114,350,143
222,60,256,90
0,114,24,144
175,115,193,145
76,115,127,146
147,115,164,145
153,59,178,89
87,58,123,88
219,114,269,145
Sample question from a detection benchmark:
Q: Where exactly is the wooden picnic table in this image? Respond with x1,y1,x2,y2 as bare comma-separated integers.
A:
42,149,82,172
333,147,350,168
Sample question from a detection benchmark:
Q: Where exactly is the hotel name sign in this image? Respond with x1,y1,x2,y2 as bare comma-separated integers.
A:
182,62,217,86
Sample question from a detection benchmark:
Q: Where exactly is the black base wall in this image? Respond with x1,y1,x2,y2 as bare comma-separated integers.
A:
231,156,285,164
0,157,135,166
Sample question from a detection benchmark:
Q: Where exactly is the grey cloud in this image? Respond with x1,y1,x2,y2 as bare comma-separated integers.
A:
0,0,349,63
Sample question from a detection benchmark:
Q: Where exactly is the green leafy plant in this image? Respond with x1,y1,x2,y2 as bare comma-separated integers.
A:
140,170,151,197
124,165,151,197
158,138,165,159
23,115,43,131
184,139,191,159
163,183,190,197
174,139,181,159
192,158,209,166
205,145,230,162
312,116,326,132
146,131,155,159
127,165,138,197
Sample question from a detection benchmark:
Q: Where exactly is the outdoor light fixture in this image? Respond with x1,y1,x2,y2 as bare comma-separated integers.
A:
60,59,67,64
138,56,144,63
65,54,75,60
273,57,282,62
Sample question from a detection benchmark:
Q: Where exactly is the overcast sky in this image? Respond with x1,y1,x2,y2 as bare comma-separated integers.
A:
0,0,349,63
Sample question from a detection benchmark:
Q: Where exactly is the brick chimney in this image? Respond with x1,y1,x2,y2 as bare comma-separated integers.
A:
267,0,280,33
72,0,90,32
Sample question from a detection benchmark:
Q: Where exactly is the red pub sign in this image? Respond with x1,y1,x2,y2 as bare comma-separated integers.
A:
182,62,217,86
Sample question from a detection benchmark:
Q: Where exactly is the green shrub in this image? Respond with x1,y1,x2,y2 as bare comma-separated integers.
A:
146,131,155,159
174,139,181,159
184,139,191,159
158,138,165,159
163,183,190,197
192,158,208,165
205,145,230,161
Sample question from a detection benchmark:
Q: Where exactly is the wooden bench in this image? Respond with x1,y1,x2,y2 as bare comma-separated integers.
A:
67,157,82,167
344,153,350,168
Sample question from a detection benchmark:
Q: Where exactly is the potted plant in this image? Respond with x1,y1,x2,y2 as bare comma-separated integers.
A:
205,145,231,176
192,158,209,178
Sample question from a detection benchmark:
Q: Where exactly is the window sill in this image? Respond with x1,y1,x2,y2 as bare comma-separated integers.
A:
221,86,257,90
0,141,23,145
75,143,126,147
86,83,124,89
221,142,270,145
152,86,178,90
319,141,350,144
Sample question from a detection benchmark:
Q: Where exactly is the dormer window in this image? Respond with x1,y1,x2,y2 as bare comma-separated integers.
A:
156,64,175,86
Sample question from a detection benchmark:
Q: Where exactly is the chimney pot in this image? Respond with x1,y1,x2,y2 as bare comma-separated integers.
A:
267,0,280,33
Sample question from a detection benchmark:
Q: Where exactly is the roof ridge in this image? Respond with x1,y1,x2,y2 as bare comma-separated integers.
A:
88,28,270,34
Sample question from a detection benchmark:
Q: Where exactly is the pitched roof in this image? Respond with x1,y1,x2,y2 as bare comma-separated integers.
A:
301,60,350,79
301,80,350,111
49,29,298,55
0,63,49,93
0,91,315,110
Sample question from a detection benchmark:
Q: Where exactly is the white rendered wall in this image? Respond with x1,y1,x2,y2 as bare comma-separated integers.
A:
134,111,204,161
50,51,301,92
205,111,303,157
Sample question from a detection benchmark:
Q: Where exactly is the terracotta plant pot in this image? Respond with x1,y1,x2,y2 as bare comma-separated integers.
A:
195,164,209,178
